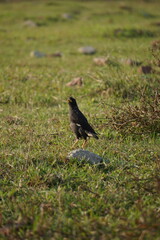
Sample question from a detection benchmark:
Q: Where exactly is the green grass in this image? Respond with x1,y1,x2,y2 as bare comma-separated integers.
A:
0,0,160,239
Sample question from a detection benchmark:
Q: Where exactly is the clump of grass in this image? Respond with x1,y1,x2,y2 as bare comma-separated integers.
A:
113,28,155,38
106,92,160,135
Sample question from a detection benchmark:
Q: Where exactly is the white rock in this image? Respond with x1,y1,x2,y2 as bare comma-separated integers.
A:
93,57,109,66
62,13,73,19
67,149,104,164
30,51,46,58
66,77,83,87
23,20,37,27
78,46,96,55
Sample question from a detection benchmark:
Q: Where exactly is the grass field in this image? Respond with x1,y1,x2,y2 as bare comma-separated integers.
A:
0,0,160,239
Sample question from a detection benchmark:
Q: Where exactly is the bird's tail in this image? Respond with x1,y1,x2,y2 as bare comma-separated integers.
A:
93,133,99,139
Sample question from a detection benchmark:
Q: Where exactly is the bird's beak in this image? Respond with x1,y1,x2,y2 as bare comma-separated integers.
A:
67,99,72,103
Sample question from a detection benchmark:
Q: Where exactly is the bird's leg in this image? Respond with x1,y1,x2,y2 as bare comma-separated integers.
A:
71,139,79,149
82,139,87,149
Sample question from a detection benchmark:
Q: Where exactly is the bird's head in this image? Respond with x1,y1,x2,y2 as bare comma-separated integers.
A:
67,97,78,108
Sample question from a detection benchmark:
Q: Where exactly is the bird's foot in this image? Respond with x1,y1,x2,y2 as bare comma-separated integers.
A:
82,140,87,149
71,139,79,149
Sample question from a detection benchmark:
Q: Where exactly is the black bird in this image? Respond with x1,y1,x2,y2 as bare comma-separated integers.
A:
68,97,98,148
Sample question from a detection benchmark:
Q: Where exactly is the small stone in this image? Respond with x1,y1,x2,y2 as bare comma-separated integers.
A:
62,13,73,19
78,46,96,55
93,57,109,66
119,4,132,12
121,58,142,66
47,52,62,57
138,65,153,74
66,77,83,87
67,149,105,165
30,51,46,58
126,59,142,66
151,22,160,27
23,20,37,27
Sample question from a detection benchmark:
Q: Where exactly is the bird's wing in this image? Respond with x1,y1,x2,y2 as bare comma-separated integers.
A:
72,109,98,138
